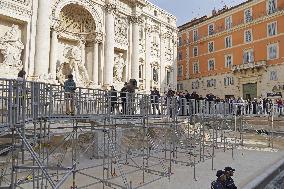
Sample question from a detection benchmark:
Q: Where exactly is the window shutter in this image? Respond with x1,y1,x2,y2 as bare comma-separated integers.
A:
250,51,254,62
243,52,246,63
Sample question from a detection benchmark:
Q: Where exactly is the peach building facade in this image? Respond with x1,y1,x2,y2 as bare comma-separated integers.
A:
177,0,284,99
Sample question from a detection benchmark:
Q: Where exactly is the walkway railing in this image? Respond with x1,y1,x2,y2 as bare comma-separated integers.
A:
0,78,282,129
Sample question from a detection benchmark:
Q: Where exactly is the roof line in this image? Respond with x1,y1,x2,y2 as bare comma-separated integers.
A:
178,0,252,30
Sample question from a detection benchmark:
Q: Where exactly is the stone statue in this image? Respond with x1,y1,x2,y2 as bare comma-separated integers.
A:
113,53,125,82
0,25,24,67
57,46,91,87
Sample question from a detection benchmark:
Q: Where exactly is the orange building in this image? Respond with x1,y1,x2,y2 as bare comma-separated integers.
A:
177,0,284,99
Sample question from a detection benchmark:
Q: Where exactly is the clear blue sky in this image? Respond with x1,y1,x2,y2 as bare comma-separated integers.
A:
149,0,247,26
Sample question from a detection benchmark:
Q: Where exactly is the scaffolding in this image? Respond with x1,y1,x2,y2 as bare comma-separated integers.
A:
0,78,245,189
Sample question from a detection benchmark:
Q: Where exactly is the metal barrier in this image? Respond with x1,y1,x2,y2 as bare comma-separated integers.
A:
1,78,283,129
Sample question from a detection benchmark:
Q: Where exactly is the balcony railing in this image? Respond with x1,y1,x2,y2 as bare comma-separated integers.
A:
231,60,267,72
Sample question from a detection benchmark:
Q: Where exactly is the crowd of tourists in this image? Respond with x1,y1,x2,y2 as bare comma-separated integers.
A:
149,89,284,116
105,84,284,116
166,90,284,115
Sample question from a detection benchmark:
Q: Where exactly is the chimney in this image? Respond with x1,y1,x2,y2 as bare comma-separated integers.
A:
212,8,217,16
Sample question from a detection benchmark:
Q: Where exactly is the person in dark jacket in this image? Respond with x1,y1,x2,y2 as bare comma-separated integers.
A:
166,88,175,117
150,87,161,115
110,86,118,114
211,170,227,189
224,167,237,189
64,74,76,115
120,82,128,114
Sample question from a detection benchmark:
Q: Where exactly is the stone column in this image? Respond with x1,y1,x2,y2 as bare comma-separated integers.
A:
103,3,116,86
130,16,141,84
34,0,51,77
92,42,99,85
98,43,103,85
49,29,58,79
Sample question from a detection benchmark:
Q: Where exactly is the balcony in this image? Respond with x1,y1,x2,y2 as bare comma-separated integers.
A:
231,60,267,73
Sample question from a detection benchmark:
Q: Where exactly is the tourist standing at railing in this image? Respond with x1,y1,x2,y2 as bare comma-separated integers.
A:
276,98,283,116
215,96,221,114
150,87,161,115
236,97,244,116
64,74,76,115
110,86,118,114
257,97,263,114
184,90,191,115
15,70,26,112
191,91,199,114
126,82,135,115
268,99,273,115
176,92,183,115
120,82,128,114
206,93,215,114
263,98,269,115
17,70,26,82
252,98,257,114
166,88,175,117
228,97,235,114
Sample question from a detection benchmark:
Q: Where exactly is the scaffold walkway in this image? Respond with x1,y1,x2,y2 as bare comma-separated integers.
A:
0,78,277,189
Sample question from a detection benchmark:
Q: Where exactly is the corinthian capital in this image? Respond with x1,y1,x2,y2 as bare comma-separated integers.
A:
129,15,144,24
104,3,117,14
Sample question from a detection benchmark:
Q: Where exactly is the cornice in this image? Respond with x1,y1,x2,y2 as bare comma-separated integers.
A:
192,9,284,45
129,15,144,24
124,0,147,7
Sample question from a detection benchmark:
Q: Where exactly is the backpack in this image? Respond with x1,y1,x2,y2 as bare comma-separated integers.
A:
64,80,76,92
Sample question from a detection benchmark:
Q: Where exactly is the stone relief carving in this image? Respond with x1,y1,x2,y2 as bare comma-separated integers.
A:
151,62,160,85
150,36,160,58
0,25,24,68
139,27,145,54
12,0,30,5
57,46,91,87
145,22,161,59
164,44,173,62
0,0,32,17
114,16,128,47
113,53,126,82
36,73,57,84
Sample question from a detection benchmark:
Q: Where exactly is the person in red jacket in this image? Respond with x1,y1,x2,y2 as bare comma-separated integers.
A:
276,98,283,115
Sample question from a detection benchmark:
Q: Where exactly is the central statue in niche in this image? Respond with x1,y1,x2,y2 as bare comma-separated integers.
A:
57,46,91,87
